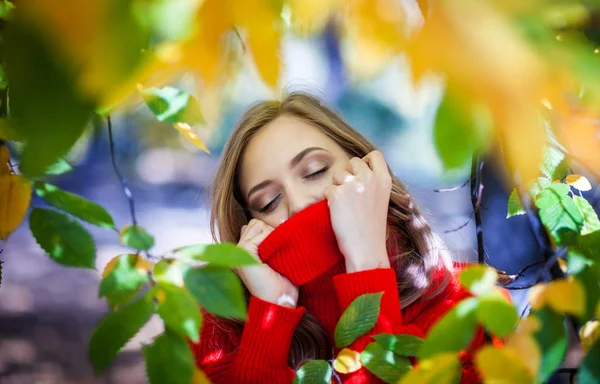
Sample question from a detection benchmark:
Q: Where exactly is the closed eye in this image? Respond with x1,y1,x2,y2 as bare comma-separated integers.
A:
304,167,329,180
258,195,281,213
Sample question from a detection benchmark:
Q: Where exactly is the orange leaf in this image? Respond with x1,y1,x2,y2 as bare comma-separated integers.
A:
566,174,592,191
174,123,210,154
529,278,586,316
0,174,32,240
333,348,362,374
0,144,11,176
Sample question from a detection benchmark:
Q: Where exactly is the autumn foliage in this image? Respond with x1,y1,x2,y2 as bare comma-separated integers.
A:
0,0,599,383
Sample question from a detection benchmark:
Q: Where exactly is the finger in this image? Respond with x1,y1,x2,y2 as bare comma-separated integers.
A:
243,220,266,239
332,170,354,186
250,228,272,248
347,157,371,179
362,150,390,178
323,184,338,202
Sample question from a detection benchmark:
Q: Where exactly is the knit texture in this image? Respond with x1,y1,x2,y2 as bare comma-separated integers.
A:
192,201,503,383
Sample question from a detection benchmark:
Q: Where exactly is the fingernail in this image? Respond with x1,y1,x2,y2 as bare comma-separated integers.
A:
344,174,356,183
356,183,365,194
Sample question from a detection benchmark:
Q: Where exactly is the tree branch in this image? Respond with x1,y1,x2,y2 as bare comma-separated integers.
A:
471,153,485,264
107,116,138,227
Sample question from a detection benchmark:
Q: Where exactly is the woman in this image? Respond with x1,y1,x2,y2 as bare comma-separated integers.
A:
192,92,493,383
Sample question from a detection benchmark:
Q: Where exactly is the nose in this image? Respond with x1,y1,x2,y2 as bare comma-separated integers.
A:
286,187,317,218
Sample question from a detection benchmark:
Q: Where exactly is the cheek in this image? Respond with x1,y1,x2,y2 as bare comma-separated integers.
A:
256,208,288,229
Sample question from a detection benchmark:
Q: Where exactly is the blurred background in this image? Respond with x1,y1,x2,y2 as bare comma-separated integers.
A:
1,0,598,383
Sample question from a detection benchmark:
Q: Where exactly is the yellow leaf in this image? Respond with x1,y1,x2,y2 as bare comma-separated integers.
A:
0,174,32,240
405,0,547,185
333,348,362,374
155,288,167,304
174,123,210,154
504,317,541,377
475,346,533,384
233,0,283,88
185,0,234,87
191,367,212,384
560,113,600,174
0,144,10,176
343,0,407,78
579,320,600,353
289,0,339,36
398,353,461,384
529,278,586,316
566,174,592,191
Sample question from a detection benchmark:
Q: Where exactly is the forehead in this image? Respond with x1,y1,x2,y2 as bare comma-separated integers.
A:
238,115,339,187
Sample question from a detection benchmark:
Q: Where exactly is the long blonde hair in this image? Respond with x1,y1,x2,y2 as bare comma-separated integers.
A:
210,92,452,368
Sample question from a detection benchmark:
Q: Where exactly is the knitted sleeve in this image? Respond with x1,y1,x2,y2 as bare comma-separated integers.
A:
191,296,305,383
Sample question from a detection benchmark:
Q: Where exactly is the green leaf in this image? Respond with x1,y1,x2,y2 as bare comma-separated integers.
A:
0,118,22,141
536,184,584,246
419,298,478,359
433,94,490,170
334,292,383,348
173,243,259,267
360,342,413,383
567,231,600,275
154,284,202,342
43,158,73,175
532,308,568,383
573,196,600,235
120,225,155,251
476,293,518,338
99,254,149,306
133,0,201,41
579,340,600,384
34,182,115,229
574,267,600,322
29,207,96,269
88,296,154,373
293,360,333,384
143,331,195,384
459,265,497,296
398,354,461,384
507,188,526,218
184,266,247,320
153,258,185,287
4,21,94,176
530,177,551,199
372,333,423,357
541,146,569,181
141,86,205,125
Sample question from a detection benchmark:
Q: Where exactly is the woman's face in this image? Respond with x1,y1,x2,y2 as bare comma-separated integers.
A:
238,115,351,228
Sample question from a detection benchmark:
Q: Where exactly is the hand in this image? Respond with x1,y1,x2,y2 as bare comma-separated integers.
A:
235,219,299,308
324,150,392,273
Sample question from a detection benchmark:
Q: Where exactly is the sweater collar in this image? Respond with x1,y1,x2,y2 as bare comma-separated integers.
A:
257,200,346,286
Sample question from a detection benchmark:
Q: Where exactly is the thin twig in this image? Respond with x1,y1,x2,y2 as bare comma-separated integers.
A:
434,177,471,192
443,214,472,233
470,153,485,264
107,116,138,226
505,248,569,290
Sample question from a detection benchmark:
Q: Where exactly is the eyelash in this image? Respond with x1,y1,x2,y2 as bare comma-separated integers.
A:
304,166,329,180
258,167,330,213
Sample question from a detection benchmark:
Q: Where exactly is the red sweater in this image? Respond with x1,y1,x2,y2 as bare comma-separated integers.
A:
192,200,491,383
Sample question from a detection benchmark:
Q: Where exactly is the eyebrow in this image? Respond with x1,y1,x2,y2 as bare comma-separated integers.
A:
246,147,330,201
